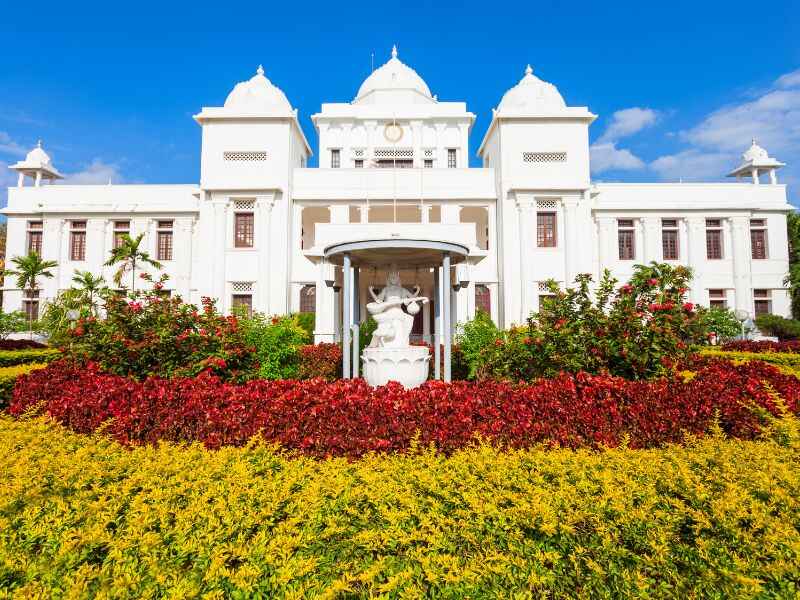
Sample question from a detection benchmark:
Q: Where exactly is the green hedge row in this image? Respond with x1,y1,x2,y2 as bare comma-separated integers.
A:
0,348,59,368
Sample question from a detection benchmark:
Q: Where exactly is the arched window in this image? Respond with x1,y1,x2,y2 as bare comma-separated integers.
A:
299,284,316,314
475,284,491,316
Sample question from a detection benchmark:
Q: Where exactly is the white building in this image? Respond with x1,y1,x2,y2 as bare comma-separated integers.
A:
3,48,793,348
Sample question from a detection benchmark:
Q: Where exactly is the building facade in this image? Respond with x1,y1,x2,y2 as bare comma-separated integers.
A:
3,48,793,342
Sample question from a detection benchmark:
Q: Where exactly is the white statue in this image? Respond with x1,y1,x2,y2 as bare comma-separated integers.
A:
366,266,428,348
361,265,431,388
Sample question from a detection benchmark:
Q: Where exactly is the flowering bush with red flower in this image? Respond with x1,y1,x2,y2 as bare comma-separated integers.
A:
722,340,800,354
296,343,342,381
463,263,709,380
61,278,258,381
9,356,798,456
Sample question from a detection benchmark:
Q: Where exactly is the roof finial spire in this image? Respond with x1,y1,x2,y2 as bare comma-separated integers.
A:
391,44,398,59
525,64,533,76
256,64,264,76
37,139,42,148
751,137,758,146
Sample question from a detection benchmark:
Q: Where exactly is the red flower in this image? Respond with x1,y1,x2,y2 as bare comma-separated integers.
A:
494,339,504,347
648,278,658,286
683,302,694,311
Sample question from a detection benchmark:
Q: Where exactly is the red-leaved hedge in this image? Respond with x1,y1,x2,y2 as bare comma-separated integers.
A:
9,358,799,457
721,340,800,354
0,339,47,350
296,343,342,381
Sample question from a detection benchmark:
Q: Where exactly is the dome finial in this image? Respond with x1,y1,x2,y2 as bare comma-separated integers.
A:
525,64,533,76
37,139,42,148
391,44,398,59
256,64,264,76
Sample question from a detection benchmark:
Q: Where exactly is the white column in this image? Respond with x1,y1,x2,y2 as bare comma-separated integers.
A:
34,172,42,187
177,218,194,300
769,169,777,184
562,197,579,282
752,167,759,184
257,194,275,313
17,172,24,187
342,254,351,379
642,216,661,264
443,253,452,382
685,217,705,305
516,196,535,319
411,120,423,168
731,216,752,314
434,267,441,380
211,200,227,306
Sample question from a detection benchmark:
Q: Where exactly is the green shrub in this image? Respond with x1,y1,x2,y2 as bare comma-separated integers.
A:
292,312,315,339
0,310,28,338
695,306,743,343
0,348,59,368
0,363,47,410
455,309,501,379
358,315,377,350
238,313,311,380
1,415,798,597
755,313,800,340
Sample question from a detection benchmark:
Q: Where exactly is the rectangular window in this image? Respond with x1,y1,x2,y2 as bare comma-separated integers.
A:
231,294,253,316
354,159,363,168
447,148,457,169
662,219,679,260
157,220,173,261
330,149,340,168
234,213,254,248
299,284,316,314
22,289,40,321
113,220,130,249
70,220,87,261
706,219,723,259
424,159,433,168
709,289,727,309
618,219,635,260
26,221,43,256
475,284,491,316
754,289,772,316
750,219,768,259
537,212,557,248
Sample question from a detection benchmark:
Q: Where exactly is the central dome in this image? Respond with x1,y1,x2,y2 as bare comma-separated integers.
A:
224,65,292,113
497,65,566,114
354,46,433,104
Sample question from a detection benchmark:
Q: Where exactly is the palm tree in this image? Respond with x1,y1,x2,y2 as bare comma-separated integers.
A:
5,252,58,335
71,270,108,316
104,233,162,294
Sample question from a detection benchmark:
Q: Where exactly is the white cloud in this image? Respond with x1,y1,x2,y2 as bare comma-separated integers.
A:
650,149,733,181
590,142,645,173
63,159,124,185
651,68,800,185
597,107,659,143
0,132,27,157
590,106,658,173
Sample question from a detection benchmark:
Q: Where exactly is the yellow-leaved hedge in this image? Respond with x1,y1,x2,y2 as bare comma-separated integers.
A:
1,415,799,599
702,348,800,377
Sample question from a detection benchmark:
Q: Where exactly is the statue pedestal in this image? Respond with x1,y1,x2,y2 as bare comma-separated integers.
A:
362,346,430,389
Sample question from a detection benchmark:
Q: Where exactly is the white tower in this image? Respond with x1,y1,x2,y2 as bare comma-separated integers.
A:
478,65,596,326
9,141,63,187
727,139,785,184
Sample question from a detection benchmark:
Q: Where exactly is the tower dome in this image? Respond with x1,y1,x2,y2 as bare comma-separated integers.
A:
25,141,53,167
354,46,434,104
224,65,292,113
497,65,566,114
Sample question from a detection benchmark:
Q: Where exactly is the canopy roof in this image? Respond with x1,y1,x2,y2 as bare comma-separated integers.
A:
324,239,469,268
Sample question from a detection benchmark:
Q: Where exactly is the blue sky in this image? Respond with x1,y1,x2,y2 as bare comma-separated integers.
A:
1,0,798,205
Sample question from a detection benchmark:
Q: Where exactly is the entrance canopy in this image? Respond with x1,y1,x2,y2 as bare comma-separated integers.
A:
324,239,470,268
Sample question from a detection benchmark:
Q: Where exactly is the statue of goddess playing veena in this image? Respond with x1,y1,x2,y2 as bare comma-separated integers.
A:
365,265,429,349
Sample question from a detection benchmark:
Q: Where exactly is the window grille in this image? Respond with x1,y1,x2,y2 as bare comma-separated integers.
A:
113,220,130,249
157,220,173,261
618,219,635,260
424,159,433,168
374,147,414,158
475,284,491,316
750,219,768,260
537,212,557,248
231,281,254,293
709,289,727,309
536,198,559,210
23,289,40,321
26,221,43,256
754,289,772,316
354,159,364,168
447,148,457,168
231,294,253,316
523,151,567,163
234,213,254,248
223,151,267,161
233,199,255,211
330,149,341,168
662,219,679,260
70,220,86,261
299,284,316,313
706,219,723,259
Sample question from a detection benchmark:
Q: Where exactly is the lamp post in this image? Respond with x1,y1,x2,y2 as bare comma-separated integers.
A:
734,309,749,340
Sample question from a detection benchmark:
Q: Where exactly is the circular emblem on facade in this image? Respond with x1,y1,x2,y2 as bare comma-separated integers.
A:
383,123,403,143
